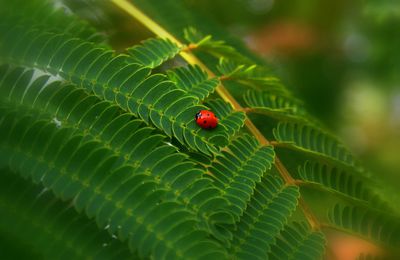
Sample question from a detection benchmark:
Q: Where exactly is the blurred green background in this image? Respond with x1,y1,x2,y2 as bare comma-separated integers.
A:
66,0,400,194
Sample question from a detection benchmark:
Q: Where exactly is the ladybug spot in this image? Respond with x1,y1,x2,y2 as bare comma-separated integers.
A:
203,120,207,124
207,113,210,116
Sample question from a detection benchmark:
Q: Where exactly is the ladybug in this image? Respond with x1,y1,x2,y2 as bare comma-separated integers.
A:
195,110,218,129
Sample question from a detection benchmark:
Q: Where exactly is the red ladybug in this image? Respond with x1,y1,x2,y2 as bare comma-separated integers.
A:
195,110,218,129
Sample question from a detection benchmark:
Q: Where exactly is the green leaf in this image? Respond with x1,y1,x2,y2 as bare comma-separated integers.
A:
0,66,234,257
0,168,134,259
127,37,181,68
183,27,250,63
217,58,289,93
0,109,229,259
273,122,358,169
230,176,300,259
209,134,275,218
269,222,326,260
167,64,219,100
298,161,389,210
0,22,233,155
243,90,314,123
217,58,257,78
328,204,400,248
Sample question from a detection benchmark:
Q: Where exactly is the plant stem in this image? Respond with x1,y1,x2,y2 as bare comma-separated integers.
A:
111,0,321,231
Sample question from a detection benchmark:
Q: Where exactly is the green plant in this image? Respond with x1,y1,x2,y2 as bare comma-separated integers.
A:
0,0,399,259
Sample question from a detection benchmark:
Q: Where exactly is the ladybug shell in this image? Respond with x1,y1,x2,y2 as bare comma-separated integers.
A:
195,110,218,129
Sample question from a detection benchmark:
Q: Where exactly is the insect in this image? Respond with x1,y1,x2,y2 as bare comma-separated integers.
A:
195,110,218,129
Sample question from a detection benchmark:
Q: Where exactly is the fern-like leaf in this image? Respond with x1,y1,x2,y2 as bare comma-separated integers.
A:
0,65,231,216
298,161,387,210
0,66,235,258
0,107,229,259
328,204,400,248
269,222,326,260
0,20,240,155
183,27,249,63
127,37,181,68
243,90,311,122
167,64,219,100
208,134,275,218
0,168,134,259
217,58,289,94
230,176,300,259
217,58,257,78
273,122,358,169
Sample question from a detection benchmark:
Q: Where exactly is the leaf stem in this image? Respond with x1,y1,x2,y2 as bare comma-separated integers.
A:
111,0,320,231
181,43,198,52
